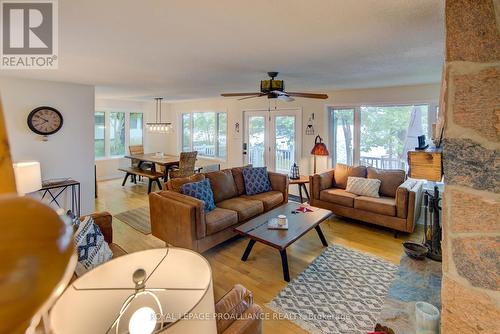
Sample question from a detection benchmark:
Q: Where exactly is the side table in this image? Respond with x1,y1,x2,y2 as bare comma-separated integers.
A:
40,179,81,217
289,175,310,203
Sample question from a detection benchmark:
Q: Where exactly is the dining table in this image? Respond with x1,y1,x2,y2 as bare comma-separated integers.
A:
124,153,180,179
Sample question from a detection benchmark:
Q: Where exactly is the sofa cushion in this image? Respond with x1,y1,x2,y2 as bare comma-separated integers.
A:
242,167,272,195
205,169,238,203
354,196,396,216
320,188,358,207
346,176,381,198
367,167,406,197
231,165,252,195
205,208,239,235
166,173,205,192
180,178,216,212
217,197,264,222
241,191,283,211
334,164,367,189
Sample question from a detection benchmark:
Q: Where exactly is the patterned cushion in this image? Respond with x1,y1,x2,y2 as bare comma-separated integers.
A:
74,217,113,277
345,176,381,198
242,167,272,195
180,178,216,212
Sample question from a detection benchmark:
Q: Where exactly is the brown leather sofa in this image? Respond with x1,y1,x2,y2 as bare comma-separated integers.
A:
310,164,423,233
149,167,289,252
214,284,263,334
85,211,127,257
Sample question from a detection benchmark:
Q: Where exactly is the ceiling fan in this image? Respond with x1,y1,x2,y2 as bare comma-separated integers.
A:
221,72,328,101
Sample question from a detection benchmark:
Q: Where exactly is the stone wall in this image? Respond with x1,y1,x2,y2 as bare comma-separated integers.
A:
441,1,500,333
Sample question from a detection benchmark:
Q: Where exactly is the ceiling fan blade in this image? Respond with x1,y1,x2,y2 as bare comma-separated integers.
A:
286,92,329,99
221,92,262,97
238,94,266,100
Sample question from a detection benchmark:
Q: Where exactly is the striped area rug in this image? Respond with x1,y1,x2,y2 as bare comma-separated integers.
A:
115,206,151,234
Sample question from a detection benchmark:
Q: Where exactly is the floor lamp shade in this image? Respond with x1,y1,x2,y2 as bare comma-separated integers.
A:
310,135,329,174
13,161,42,195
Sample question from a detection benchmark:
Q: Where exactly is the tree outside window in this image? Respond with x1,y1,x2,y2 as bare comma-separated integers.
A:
110,112,126,156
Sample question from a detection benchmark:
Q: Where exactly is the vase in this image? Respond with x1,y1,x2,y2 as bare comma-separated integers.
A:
415,301,440,334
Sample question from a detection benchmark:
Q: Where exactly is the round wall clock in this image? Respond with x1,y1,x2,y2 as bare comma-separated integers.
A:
27,106,64,136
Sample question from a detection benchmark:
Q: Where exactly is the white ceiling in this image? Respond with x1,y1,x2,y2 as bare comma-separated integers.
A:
1,0,444,101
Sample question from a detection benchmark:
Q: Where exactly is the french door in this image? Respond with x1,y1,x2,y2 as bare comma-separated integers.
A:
243,109,301,173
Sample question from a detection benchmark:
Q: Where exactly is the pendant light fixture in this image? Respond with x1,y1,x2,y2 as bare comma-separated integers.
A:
147,97,172,133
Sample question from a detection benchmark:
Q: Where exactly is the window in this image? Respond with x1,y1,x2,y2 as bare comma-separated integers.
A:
94,111,144,159
94,112,105,158
360,105,428,170
330,104,437,170
181,112,227,159
109,112,125,156
129,113,143,145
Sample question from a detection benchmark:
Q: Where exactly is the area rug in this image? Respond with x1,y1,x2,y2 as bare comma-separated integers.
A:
266,245,398,334
115,206,151,234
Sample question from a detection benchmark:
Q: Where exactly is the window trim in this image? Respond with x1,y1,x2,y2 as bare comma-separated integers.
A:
327,102,438,168
94,110,144,160
179,111,228,160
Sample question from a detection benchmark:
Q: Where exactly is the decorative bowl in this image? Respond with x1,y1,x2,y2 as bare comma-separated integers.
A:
403,242,428,260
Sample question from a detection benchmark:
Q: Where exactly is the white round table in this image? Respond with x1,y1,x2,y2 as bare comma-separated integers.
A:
50,248,217,334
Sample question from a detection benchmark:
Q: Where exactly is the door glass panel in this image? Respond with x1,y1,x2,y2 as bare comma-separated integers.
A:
360,105,428,170
332,109,354,166
275,116,295,173
248,116,265,167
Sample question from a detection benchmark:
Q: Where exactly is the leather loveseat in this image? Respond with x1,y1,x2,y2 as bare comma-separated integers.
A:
149,167,289,252
310,164,423,233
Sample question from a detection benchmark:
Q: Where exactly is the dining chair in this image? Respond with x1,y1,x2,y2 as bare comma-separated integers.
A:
128,145,152,182
169,151,198,179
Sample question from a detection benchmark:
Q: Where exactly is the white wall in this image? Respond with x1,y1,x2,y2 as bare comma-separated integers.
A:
148,83,441,176
0,76,95,215
95,98,150,180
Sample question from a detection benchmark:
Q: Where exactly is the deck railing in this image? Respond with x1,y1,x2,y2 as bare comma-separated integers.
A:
360,156,405,170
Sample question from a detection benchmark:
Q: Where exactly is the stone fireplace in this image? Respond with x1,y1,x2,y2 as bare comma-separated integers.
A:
441,0,499,333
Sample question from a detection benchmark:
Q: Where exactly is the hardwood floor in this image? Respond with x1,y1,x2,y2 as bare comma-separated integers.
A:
96,178,422,333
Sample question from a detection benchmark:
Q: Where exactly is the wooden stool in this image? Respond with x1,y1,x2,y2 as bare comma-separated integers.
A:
289,175,310,203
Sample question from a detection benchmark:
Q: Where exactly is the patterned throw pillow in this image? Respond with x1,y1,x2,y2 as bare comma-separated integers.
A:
242,167,272,195
345,176,381,198
180,178,216,212
74,217,113,277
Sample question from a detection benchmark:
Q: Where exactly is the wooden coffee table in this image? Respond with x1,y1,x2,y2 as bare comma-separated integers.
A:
234,202,332,282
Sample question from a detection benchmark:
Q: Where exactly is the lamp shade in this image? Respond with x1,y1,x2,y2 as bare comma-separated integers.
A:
13,161,42,195
310,135,329,156
50,248,217,334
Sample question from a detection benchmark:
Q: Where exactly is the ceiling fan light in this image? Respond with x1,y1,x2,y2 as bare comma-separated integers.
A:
278,95,294,102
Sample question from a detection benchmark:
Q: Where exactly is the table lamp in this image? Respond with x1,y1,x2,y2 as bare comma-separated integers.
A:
12,161,42,195
310,135,329,174
50,248,217,334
